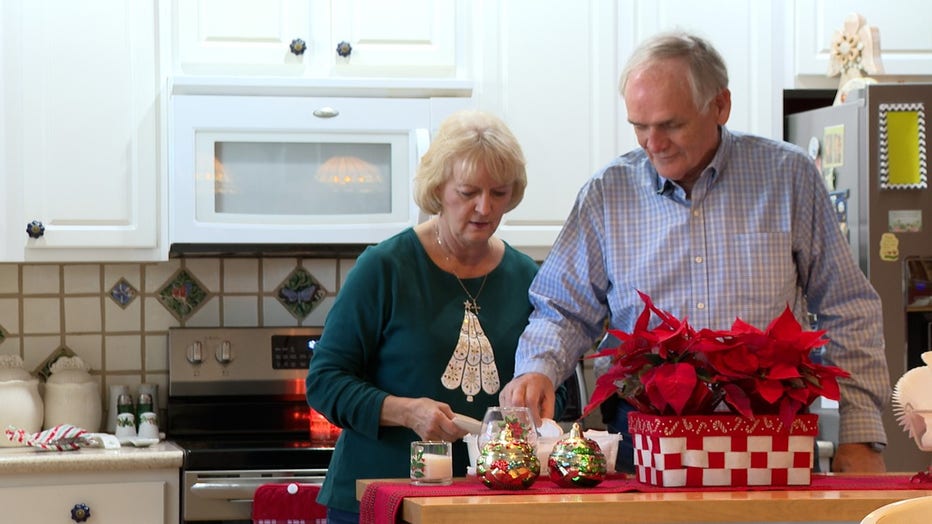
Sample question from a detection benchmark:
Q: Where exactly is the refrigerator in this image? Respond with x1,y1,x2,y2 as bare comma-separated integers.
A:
786,83,932,472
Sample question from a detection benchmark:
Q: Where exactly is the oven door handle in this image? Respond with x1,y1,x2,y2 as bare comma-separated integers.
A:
191,476,325,500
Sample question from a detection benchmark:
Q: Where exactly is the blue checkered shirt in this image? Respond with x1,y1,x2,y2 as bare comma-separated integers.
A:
515,126,889,445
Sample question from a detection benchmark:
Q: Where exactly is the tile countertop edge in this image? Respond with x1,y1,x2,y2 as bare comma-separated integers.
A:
0,441,184,474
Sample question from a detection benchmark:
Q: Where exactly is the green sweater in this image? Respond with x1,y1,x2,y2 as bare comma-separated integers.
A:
306,228,540,512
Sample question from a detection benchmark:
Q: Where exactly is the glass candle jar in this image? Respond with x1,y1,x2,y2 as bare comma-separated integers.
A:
410,441,452,486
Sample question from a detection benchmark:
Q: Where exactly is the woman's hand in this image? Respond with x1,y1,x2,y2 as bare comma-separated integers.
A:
381,396,467,441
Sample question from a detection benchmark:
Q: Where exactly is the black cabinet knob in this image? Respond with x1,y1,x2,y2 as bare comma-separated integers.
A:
70,503,91,522
290,38,306,56
26,220,45,239
336,40,352,57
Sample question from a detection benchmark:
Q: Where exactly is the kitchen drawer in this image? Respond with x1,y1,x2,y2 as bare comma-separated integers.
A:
0,480,164,523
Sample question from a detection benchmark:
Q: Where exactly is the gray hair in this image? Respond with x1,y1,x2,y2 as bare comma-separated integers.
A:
619,31,729,112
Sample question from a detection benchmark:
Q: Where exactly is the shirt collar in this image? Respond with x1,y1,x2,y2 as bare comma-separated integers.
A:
652,126,732,198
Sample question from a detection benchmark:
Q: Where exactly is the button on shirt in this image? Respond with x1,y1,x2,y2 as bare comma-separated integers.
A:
515,126,889,445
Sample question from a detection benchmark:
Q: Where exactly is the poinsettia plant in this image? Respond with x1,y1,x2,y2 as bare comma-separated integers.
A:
582,291,850,427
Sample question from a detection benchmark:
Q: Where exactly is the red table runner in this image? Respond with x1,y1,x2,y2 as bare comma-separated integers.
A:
359,474,926,524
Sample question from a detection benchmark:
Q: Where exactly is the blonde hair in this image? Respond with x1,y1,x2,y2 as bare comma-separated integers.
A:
619,31,729,113
413,110,527,215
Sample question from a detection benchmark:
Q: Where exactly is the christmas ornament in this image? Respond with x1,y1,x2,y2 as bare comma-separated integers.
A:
476,424,539,490
548,422,607,487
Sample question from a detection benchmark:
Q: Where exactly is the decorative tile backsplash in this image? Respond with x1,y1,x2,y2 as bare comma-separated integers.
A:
0,257,353,426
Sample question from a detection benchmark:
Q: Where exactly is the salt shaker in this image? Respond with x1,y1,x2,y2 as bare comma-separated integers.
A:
106,385,130,433
115,393,136,439
136,393,153,429
117,393,135,415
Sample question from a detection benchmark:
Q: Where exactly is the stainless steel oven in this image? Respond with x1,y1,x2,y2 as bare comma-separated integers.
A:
167,327,337,523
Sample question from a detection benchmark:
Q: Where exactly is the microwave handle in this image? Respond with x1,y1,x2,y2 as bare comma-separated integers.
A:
415,128,431,224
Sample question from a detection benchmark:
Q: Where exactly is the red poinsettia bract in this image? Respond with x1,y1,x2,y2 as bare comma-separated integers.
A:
582,291,850,427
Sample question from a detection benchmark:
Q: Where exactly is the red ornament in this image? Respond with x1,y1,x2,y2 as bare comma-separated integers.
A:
476,424,540,490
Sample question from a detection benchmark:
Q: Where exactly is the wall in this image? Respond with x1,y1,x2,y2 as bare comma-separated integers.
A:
0,255,608,433
0,256,351,427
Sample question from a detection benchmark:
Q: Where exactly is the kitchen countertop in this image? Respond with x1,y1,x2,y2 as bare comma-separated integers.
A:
357,475,932,524
0,440,183,474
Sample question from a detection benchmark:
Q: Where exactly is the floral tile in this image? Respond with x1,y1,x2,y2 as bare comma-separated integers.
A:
109,277,138,309
275,267,326,321
158,269,210,321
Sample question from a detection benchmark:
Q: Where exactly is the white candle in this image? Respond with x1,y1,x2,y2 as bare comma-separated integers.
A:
421,452,452,480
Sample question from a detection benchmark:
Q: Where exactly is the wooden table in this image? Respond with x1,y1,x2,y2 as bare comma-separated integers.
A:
357,476,932,524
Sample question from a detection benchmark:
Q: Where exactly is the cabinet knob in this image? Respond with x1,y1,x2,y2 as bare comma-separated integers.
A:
289,38,306,56
336,40,352,58
70,503,91,522
26,220,45,239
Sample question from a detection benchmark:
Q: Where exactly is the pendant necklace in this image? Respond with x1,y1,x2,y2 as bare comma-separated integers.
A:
435,223,500,401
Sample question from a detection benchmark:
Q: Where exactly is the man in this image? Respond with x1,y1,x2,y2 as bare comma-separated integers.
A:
500,31,889,473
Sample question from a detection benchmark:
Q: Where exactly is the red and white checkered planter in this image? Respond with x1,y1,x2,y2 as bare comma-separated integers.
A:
628,412,818,487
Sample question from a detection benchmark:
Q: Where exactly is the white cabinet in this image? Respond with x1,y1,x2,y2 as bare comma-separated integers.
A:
790,0,932,89
175,0,311,76
474,0,619,260
477,0,781,259
0,443,182,524
1,0,167,262
0,480,166,523
173,0,462,79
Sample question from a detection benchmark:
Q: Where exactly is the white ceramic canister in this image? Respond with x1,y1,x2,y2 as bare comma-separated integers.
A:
0,355,44,447
42,356,102,432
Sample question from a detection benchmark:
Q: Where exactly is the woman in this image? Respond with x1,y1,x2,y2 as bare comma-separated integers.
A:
306,110,541,523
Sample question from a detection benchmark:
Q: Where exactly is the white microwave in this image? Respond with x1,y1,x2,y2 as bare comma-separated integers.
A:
170,95,444,246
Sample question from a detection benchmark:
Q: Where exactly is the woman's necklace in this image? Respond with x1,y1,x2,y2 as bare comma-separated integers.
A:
435,223,499,402
435,225,488,314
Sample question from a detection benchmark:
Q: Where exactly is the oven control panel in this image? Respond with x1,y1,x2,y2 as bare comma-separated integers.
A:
169,327,323,396
272,335,318,369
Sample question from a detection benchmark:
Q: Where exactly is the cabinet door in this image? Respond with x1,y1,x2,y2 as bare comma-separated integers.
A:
173,0,459,78
330,0,458,77
792,0,932,84
175,0,313,75
0,481,164,524
475,0,620,259
479,0,782,258
12,0,163,261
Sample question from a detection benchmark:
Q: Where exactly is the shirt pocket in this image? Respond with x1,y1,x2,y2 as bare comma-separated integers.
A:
733,232,796,311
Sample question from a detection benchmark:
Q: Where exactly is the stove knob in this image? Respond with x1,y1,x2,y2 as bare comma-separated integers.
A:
70,503,91,522
215,340,233,364
186,341,203,365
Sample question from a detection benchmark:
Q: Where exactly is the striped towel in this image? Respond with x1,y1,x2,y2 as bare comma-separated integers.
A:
5,424,90,451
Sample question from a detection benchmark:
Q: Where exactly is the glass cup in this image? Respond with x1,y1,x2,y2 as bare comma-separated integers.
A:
477,406,538,452
410,441,453,486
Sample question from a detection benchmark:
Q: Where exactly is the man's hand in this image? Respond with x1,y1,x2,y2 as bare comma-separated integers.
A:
499,373,555,427
831,443,886,473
